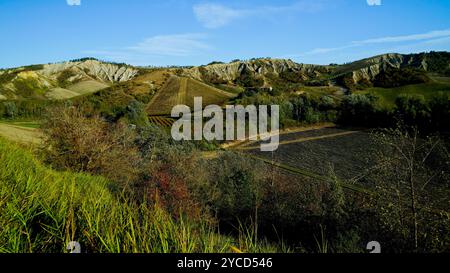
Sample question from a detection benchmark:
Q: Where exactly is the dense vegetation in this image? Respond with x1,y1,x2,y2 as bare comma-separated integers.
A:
373,67,430,88
338,92,450,134
0,137,282,253
1,52,449,253
2,103,447,253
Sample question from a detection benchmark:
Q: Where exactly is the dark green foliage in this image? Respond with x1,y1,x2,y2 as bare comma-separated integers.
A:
264,72,305,93
125,100,150,127
207,61,224,65
337,92,450,134
338,94,384,126
357,78,373,89
279,70,304,83
0,71,18,85
409,51,450,75
235,69,264,88
428,93,450,132
70,57,98,62
217,168,256,220
198,66,228,84
445,67,450,77
70,84,143,122
0,100,59,119
22,64,44,71
337,73,357,91
292,94,336,124
13,78,48,98
1,101,17,119
394,94,430,127
374,67,430,88
57,70,77,88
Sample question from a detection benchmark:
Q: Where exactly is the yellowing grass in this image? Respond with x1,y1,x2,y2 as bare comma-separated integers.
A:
0,122,42,144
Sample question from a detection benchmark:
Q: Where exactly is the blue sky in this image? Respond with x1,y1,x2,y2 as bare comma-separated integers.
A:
1,0,450,68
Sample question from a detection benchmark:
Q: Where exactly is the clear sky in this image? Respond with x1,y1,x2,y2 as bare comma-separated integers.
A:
1,0,450,68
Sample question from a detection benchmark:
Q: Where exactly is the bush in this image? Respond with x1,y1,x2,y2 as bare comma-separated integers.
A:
41,106,142,186
1,101,17,119
394,94,430,129
338,93,385,126
57,70,77,88
13,78,48,98
236,69,264,88
279,70,304,83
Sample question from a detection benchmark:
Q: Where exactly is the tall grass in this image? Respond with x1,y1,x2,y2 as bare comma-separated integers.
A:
0,138,279,253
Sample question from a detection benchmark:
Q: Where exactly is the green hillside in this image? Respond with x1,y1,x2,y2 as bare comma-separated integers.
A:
357,80,450,108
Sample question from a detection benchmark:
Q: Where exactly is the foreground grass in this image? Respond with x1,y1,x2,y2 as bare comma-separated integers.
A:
0,138,279,253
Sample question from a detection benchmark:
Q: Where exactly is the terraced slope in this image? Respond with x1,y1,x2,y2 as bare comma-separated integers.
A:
146,76,236,116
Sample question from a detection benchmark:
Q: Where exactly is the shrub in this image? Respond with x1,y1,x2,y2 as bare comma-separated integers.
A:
338,93,384,126
41,106,142,186
57,70,77,88
2,101,17,119
236,69,264,88
146,163,201,219
394,94,430,129
13,78,48,98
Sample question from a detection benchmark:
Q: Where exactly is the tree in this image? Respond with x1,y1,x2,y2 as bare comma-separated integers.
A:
368,128,450,252
125,100,150,127
394,94,430,130
428,93,450,133
338,94,380,126
3,101,17,119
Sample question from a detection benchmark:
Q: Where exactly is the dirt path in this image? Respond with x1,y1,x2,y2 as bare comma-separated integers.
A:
0,123,42,144
178,77,188,104
222,123,337,150
235,130,359,151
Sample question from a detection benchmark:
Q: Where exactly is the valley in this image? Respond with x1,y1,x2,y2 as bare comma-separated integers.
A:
0,51,449,254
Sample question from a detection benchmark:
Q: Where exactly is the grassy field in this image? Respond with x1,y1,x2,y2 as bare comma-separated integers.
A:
0,137,280,253
357,80,450,108
46,88,81,99
66,80,109,95
0,121,42,144
185,79,236,107
1,120,41,129
298,86,346,99
46,80,109,100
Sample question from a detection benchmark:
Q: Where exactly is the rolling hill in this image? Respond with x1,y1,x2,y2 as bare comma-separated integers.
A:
0,58,139,100
146,75,236,116
0,51,449,120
